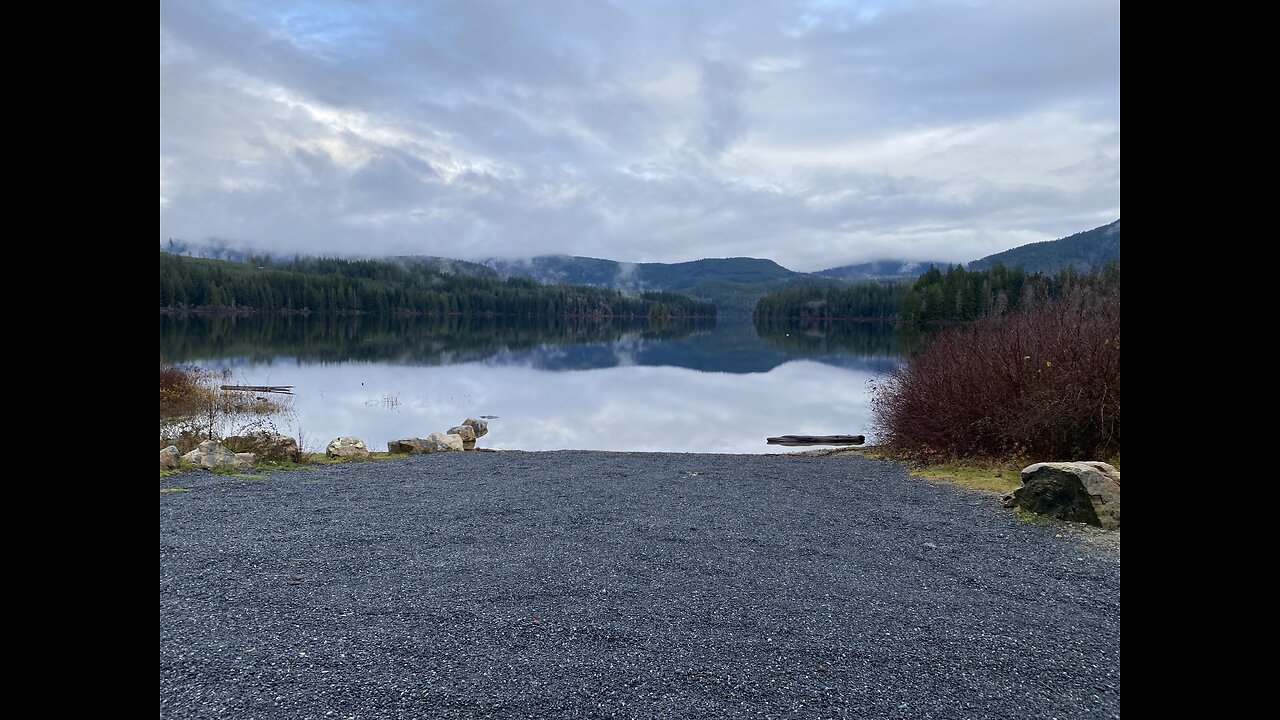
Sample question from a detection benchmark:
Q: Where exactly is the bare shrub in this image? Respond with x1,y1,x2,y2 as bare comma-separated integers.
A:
872,291,1120,460
160,364,295,452
160,364,215,420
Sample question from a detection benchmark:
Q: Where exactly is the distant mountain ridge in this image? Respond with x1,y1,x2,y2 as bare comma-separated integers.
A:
968,219,1120,272
392,255,498,277
813,259,950,281
483,256,798,290
482,256,807,315
162,219,1120,314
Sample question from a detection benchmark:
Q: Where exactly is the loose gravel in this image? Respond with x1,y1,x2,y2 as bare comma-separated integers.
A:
160,451,1120,719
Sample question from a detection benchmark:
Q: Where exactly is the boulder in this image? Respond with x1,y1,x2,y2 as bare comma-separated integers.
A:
1080,461,1121,486
424,431,464,452
160,445,180,472
448,425,477,450
326,436,370,459
463,418,488,438
181,440,254,471
1007,461,1121,528
388,438,430,454
223,431,300,462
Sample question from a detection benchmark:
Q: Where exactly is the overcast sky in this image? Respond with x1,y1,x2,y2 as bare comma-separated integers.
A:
160,0,1119,271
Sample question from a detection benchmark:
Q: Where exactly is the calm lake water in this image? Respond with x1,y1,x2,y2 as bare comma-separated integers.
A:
160,315,906,454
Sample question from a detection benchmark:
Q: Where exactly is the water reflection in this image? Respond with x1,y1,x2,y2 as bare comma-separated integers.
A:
753,318,917,356
160,315,902,453
161,314,900,374
159,314,712,367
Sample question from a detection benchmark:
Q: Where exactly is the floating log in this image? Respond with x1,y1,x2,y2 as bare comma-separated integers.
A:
766,434,865,446
220,385,295,395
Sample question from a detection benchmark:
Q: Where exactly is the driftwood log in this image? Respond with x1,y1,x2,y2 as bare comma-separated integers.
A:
766,434,865,446
220,385,295,395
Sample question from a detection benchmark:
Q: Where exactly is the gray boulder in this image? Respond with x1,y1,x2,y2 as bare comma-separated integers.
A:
463,418,488,438
181,440,254,471
1007,461,1121,528
424,432,464,452
160,445,180,472
448,425,478,450
223,431,299,462
326,436,370,459
1080,461,1121,486
388,438,430,454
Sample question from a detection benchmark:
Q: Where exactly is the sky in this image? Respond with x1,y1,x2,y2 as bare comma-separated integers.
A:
159,0,1120,271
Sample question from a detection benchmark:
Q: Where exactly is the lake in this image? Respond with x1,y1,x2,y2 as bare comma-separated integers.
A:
159,315,907,454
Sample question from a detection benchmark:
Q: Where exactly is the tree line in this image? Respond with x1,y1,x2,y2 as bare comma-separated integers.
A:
898,262,1120,322
753,279,907,321
754,262,1120,323
159,253,717,319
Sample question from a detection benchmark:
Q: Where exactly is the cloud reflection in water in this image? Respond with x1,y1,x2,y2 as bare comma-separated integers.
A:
210,359,880,454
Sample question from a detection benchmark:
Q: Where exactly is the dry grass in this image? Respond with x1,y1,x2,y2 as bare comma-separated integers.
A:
160,364,294,453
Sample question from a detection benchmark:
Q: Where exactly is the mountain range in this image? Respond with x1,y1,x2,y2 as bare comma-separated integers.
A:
811,259,950,281
163,219,1119,314
481,220,1119,313
968,219,1120,273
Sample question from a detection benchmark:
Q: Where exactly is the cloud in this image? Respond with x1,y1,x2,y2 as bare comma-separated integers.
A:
698,59,753,156
160,0,1120,270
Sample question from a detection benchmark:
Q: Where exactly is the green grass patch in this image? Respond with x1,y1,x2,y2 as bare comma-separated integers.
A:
209,466,268,479
160,459,199,477
304,451,411,465
861,446,1023,495
236,460,313,476
861,446,1123,529
159,451,416,479
910,463,1022,494
1013,507,1055,526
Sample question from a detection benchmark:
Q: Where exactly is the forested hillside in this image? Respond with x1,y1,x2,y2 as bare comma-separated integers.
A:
753,280,907,321
159,253,716,318
968,220,1120,272
898,262,1120,322
485,255,803,315
162,220,1120,320
485,255,798,289
754,262,1119,323
812,260,947,281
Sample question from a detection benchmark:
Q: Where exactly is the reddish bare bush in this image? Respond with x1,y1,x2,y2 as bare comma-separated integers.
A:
872,292,1120,459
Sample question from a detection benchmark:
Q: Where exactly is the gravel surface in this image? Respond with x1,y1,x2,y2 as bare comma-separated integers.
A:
160,451,1120,719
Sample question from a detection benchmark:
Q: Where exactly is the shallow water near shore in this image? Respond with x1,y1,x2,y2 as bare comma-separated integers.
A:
160,314,905,454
